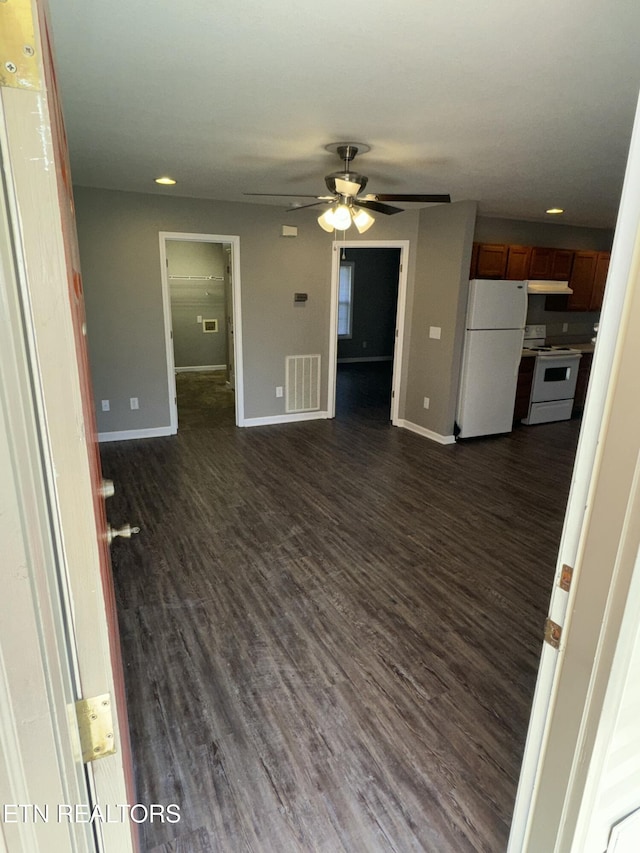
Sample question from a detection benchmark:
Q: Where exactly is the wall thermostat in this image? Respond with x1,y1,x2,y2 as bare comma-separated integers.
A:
294,293,308,303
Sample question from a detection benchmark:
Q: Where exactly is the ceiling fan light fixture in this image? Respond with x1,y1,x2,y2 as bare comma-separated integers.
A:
332,204,352,230
352,207,375,234
317,209,336,232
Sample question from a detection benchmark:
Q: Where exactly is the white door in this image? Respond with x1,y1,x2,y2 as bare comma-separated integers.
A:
1,3,136,851
508,90,640,852
328,240,410,423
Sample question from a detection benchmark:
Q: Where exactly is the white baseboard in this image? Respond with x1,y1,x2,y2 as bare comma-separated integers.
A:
337,356,393,364
98,426,175,443
396,419,456,445
242,411,330,427
175,364,226,373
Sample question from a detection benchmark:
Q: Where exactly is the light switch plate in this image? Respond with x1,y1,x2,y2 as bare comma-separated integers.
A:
429,326,442,339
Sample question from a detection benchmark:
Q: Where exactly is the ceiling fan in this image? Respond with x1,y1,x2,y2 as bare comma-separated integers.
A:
244,142,451,233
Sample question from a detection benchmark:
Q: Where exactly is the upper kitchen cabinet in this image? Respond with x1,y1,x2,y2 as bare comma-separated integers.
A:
567,251,610,311
473,243,508,278
589,252,610,311
528,247,574,280
505,245,532,280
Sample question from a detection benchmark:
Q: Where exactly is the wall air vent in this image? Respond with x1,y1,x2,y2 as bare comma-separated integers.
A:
285,355,321,413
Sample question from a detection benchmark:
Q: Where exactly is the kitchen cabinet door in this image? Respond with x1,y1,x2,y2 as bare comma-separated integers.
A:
514,355,535,421
572,351,594,415
475,243,508,278
505,245,532,280
529,247,574,280
469,242,479,278
568,251,598,311
528,247,554,279
551,249,574,280
589,252,610,311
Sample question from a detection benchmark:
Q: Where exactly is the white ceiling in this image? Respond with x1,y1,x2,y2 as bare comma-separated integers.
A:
47,0,640,229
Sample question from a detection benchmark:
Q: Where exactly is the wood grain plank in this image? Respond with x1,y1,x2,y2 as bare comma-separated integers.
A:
102,365,579,851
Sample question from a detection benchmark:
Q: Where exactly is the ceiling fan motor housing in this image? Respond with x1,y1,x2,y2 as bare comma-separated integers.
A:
324,171,368,196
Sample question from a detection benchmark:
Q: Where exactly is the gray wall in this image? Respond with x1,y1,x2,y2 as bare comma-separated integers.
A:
74,186,420,432
167,241,228,368
404,201,478,436
337,248,400,361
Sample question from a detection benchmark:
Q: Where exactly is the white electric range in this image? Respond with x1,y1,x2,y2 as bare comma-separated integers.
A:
521,325,582,425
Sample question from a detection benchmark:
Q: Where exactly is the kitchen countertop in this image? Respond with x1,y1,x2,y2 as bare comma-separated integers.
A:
521,342,595,358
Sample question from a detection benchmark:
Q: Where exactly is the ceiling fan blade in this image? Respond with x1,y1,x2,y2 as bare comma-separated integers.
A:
243,192,326,198
371,193,451,203
285,200,331,212
356,199,404,215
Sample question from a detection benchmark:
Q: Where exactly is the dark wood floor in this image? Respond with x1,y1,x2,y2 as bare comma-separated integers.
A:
101,364,580,852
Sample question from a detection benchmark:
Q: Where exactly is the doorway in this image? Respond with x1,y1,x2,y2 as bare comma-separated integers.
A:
159,232,245,429
328,240,409,423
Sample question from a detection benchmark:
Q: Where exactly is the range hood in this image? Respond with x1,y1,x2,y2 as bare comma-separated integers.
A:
526,280,573,294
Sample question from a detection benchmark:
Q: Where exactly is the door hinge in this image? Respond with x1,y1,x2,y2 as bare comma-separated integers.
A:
75,694,116,763
544,618,562,650
559,564,573,592
391,390,395,398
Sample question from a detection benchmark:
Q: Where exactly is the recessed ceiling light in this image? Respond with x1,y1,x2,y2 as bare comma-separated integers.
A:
546,207,564,215
155,176,177,185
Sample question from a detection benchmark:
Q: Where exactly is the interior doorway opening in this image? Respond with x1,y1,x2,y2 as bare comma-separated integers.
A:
159,232,245,430
328,240,409,423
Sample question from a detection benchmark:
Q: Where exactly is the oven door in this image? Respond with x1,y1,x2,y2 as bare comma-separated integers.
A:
530,353,582,402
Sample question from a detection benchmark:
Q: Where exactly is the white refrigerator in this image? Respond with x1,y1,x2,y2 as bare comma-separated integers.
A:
456,279,528,439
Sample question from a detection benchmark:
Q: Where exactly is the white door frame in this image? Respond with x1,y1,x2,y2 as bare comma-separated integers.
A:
159,232,245,428
508,90,640,852
0,130,96,853
328,240,409,422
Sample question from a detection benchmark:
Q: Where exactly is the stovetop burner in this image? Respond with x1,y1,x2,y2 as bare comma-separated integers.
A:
526,345,582,355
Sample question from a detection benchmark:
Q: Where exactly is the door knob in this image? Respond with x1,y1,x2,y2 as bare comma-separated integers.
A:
107,523,140,544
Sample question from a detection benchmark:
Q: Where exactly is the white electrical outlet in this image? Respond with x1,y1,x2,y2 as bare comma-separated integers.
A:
101,399,110,412
423,397,430,409
275,386,284,398
562,323,569,332
197,315,203,323
130,397,139,410
429,326,442,339
362,341,367,348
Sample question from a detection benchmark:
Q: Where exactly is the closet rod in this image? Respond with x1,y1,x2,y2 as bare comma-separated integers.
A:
169,274,224,281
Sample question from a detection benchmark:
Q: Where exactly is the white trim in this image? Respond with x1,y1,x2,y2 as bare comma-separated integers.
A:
337,356,393,364
242,411,330,427
328,241,410,424
396,419,456,445
175,364,227,373
98,426,175,442
159,231,246,428
509,90,640,853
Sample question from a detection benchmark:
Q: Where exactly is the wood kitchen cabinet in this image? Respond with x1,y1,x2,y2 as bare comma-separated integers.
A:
471,241,610,310
514,355,535,422
572,351,594,415
589,252,610,311
474,243,508,278
565,251,610,311
528,247,574,280
505,245,532,280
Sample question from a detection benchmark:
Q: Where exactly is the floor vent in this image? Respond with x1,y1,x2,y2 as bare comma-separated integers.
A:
285,355,321,413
